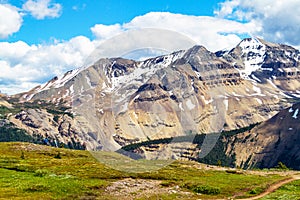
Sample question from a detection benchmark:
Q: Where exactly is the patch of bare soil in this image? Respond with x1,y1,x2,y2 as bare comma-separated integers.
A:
13,143,52,152
104,178,191,199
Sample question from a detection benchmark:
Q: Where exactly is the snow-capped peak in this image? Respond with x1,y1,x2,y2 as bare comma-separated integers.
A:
238,38,266,78
105,50,185,93
35,68,82,93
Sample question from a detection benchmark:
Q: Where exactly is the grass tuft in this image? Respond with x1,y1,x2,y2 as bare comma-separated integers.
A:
34,169,50,177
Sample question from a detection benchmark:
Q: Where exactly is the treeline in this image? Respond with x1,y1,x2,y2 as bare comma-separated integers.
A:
122,134,201,152
0,100,84,149
0,123,40,143
0,123,86,150
221,122,260,137
1,99,72,118
121,122,260,167
196,133,236,168
122,122,259,151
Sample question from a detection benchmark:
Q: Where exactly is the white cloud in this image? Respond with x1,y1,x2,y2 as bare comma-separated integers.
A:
0,1,63,39
0,36,95,94
0,82,41,95
92,12,252,52
0,4,23,38
91,24,124,40
215,0,300,46
0,41,34,59
22,0,62,20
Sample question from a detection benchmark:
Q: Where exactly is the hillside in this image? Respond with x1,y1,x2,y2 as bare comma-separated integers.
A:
225,102,300,170
122,102,300,170
0,142,299,199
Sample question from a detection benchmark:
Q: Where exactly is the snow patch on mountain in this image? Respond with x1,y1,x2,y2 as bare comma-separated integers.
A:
250,74,262,82
186,99,195,110
201,96,213,104
292,108,299,119
36,68,82,93
106,51,185,93
85,76,92,88
223,99,229,111
255,98,263,104
267,79,279,89
69,85,74,95
239,38,266,78
179,102,184,111
252,85,262,94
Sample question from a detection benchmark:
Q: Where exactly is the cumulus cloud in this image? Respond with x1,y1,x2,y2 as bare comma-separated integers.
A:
91,24,124,40
215,0,300,46
0,41,34,60
0,80,41,96
0,0,63,39
22,0,62,19
92,12,252,52
0,4,23,38
0,36,95,94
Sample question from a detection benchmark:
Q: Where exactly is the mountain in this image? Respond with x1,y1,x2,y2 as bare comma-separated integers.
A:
219,38,300,91
0,94,12,108
2,37,300,169
225,102,300,169
119,102,300,170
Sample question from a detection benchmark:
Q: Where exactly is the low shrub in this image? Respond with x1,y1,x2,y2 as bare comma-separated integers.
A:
249,187,264,195
276,162,289,170
34,169,49,177
192,185,221,195
54,152,62,159
182,183,221,195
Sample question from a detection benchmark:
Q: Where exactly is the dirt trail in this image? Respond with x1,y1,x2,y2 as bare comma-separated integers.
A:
239,175,300,200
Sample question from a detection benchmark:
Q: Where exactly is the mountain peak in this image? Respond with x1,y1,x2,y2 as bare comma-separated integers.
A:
182,45,217,64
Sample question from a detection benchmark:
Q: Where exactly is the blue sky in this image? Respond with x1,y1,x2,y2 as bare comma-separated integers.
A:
1,0,300,94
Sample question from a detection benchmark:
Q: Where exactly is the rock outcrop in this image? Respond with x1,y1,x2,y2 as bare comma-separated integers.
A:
225,102,300,170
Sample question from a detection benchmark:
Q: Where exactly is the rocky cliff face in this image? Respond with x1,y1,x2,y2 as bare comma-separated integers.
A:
225,102,300,170
9,108,97,150
0,94,12,108
6,38,300,155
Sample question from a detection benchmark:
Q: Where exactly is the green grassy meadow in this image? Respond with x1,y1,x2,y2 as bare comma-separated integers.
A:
261,179,300,200
0,142,297,199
